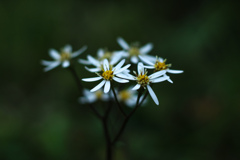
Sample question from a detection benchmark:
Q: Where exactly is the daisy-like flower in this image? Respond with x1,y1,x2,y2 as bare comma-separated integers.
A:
139,55,184,83
117,86,147,108
79,89,109,104
41,45,87,72
82,59,131,93
78,48,124,72
117,37,153,64
119,62,169,105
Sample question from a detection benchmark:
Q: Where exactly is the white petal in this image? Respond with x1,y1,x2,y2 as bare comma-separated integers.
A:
85,66,101,72
71,46,87,58
113,77,129,83
130,56,139,64
78,59,91,65
62,61,70,68
41,60,55,66
114,64,131,74
110,54,122,65
104,81,111,93
43,61,61,72
63,45,72,53
117,37,129,50
159,57,164,62
103,59,109,71
90,80,106,92
116,73,135,80
49,49,60,60
167,78,173,83
149,70,166,79
97,49,104,58
151,76,169,83
140,43,153,54
144,65,155,69
139,55,155,65
132,84,141,90
82,77,102,82
167,69,184,74
113,59,125,71
87,55,100,67
147,85,159,105
137,62,144,75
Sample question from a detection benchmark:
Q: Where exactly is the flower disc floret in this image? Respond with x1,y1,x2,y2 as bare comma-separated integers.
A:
102,70,114,80
154,59,171,71
129,47,140,56
136,73,149,87
60,52,71,61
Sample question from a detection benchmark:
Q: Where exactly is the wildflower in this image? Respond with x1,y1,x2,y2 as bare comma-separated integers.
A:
117,86,147,107
78,48,124,72
117,37,153,64
41,45,87,72
139,55,184,83
82,59,130,93
120,62,169,105
79,89,109,104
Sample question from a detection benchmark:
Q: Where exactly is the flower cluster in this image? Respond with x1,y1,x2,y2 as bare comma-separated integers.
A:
42,37,183,106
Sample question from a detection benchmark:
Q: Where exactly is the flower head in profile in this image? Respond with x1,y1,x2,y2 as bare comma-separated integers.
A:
117,37,153,64
41,45,87,72
79,89,109,104
139,55,184,83
79,48,124,73
120,62,169,105
82,59,131,93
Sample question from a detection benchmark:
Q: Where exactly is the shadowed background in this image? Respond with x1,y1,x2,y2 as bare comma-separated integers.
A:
1,0,239,159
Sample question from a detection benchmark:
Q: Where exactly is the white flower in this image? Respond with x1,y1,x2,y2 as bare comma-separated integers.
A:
78,48,124,72
117,37,153,64
117,86,147,108
139,55,184,83
79,89,109,104
82,59,131,93
41,45,87,72
120,62,169,105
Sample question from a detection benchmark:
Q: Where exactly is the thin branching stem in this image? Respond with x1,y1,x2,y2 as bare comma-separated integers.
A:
111,91,143,145
111,83,127,117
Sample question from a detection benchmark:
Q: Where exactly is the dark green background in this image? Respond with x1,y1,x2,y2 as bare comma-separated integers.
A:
1,0,239,159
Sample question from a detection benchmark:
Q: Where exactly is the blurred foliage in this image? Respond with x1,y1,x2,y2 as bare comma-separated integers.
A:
0,0,240,159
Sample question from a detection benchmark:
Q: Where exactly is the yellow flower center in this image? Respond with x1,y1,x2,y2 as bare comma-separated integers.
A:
95,90,103,99
137,73,149,87
154,59,170,71
102,70,114,80
60,52,71,61
119,90,131,101
99,51,112,61
129,47,140,56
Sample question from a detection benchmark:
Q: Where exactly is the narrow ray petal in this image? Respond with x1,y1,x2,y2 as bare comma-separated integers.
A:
49,49,60,60
114,64,131,74
41,60,55,66
116,73,135,80
43,61,61,72
130,56,138,64
167,69,184,74
97,48,104,58
87,55,100,67
82,77,102,82
132,84,141,90
147,85,159,105
117,37,129,50
62,61,70,68
85,66,101,72
78,59,92,65
71,46,87,58
138,62,144,75
63,45,72,53
104,81,111,93
90,80,106,92
140,43,153,54
139,55,155,65
113,59,125,71
149,70,166,79
113,77,129,83
103,59,109,71
151,76,169,83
